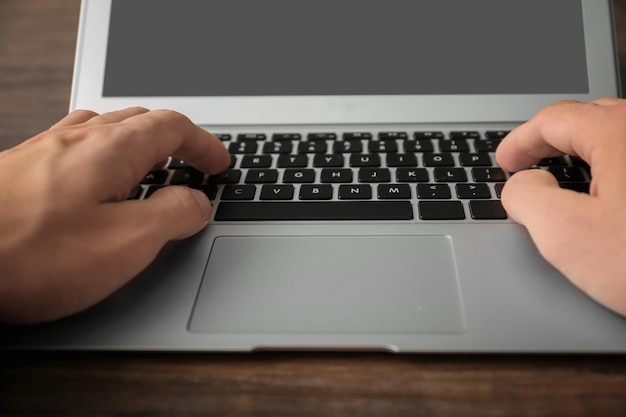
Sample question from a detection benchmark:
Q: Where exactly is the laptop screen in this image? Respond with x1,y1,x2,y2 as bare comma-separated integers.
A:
102,0,588,97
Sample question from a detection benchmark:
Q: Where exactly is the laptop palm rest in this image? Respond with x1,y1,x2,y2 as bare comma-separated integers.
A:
189,235,465,335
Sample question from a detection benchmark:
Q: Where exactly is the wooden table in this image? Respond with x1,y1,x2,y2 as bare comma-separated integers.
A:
2,1,626,416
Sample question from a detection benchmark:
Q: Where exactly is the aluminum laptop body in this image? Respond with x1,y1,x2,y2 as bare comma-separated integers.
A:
4,0,626,352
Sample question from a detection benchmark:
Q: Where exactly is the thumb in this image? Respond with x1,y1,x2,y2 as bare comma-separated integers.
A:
502,169,626,317
501,169,592,262
142,186,212,240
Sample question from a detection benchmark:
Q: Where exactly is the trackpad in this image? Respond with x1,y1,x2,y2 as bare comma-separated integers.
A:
189,236,465,334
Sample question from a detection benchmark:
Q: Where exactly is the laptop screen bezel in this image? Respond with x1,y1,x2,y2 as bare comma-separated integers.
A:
71,0,619,125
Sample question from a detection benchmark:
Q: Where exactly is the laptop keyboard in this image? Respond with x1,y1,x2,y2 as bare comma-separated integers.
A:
129,130,591,222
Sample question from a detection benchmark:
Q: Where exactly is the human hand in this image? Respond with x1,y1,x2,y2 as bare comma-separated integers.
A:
495,98,626,317
0,107,230,324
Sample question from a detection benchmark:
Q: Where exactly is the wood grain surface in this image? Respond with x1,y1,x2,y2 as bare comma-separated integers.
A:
2,1,626,416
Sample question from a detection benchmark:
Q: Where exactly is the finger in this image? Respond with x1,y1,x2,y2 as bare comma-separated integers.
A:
107,186,211,251
108,109,230,179
590,96,626,106
501,169,626,315
495,100,625,173
91,187,212,280
51,109,100,128
82,106,150,125
501,169,594,262
43,187,213,319
144,186,212,240
496,101,585,171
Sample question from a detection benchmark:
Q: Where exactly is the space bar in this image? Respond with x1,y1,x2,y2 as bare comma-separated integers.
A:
214,201,414,221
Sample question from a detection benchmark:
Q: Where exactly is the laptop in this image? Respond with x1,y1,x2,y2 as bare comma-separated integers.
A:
4,0,626,352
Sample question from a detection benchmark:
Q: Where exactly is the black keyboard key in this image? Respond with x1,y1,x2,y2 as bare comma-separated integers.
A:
168,158,190,169
548,166,585,182
472,167,506,182
260,185,295,200
333,140,363,153
221,185,256,200
419,201,465,220
343,132,372,140
190,184,218,200
277,155,308,168
299,185,333,200
378,184,412,199
308,133,337,141
339,184,372,199
240,155,273,168
127,185,143,200
145,185,165,198
272,133,301,141
537,157,568,166
417,184,451,199
358,168,391,183
237,133,266,141
423,153,455,167
263,141,293,154
283,169,316,183
245,169,279,183
414,131,444,139
434,167,468,182
456,183,491,199
459,153,492,167
571,156,591,178
439,139,469,152
208,169,241,184
387,154,418,167
321,168,353,183
404,139,434,152
215,134,232,141
368,140,398,153
228,141,258,154
214,201,413,221
397,168,429,182
350,154,381,167
560,182,590,193
571,156,590,169
494,183,505,198
298,141,327,154
170,168,204,185
469,200,507,220
474,138,502,152
379,132,408,140
485,131,510,139
449,131,480,139
141,170,168,184
314,154,345,167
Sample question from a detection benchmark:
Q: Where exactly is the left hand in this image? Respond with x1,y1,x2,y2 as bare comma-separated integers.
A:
0,107,230,324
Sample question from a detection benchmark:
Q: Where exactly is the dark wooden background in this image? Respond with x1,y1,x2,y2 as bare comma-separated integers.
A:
2,1,626,416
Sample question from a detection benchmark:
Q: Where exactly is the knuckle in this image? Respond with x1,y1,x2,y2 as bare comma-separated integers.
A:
153,109,193,126
125,106,150,113
534,100,574,123
71,109,99,118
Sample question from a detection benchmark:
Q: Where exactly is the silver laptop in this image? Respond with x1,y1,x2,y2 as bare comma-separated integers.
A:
4,0,626,352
